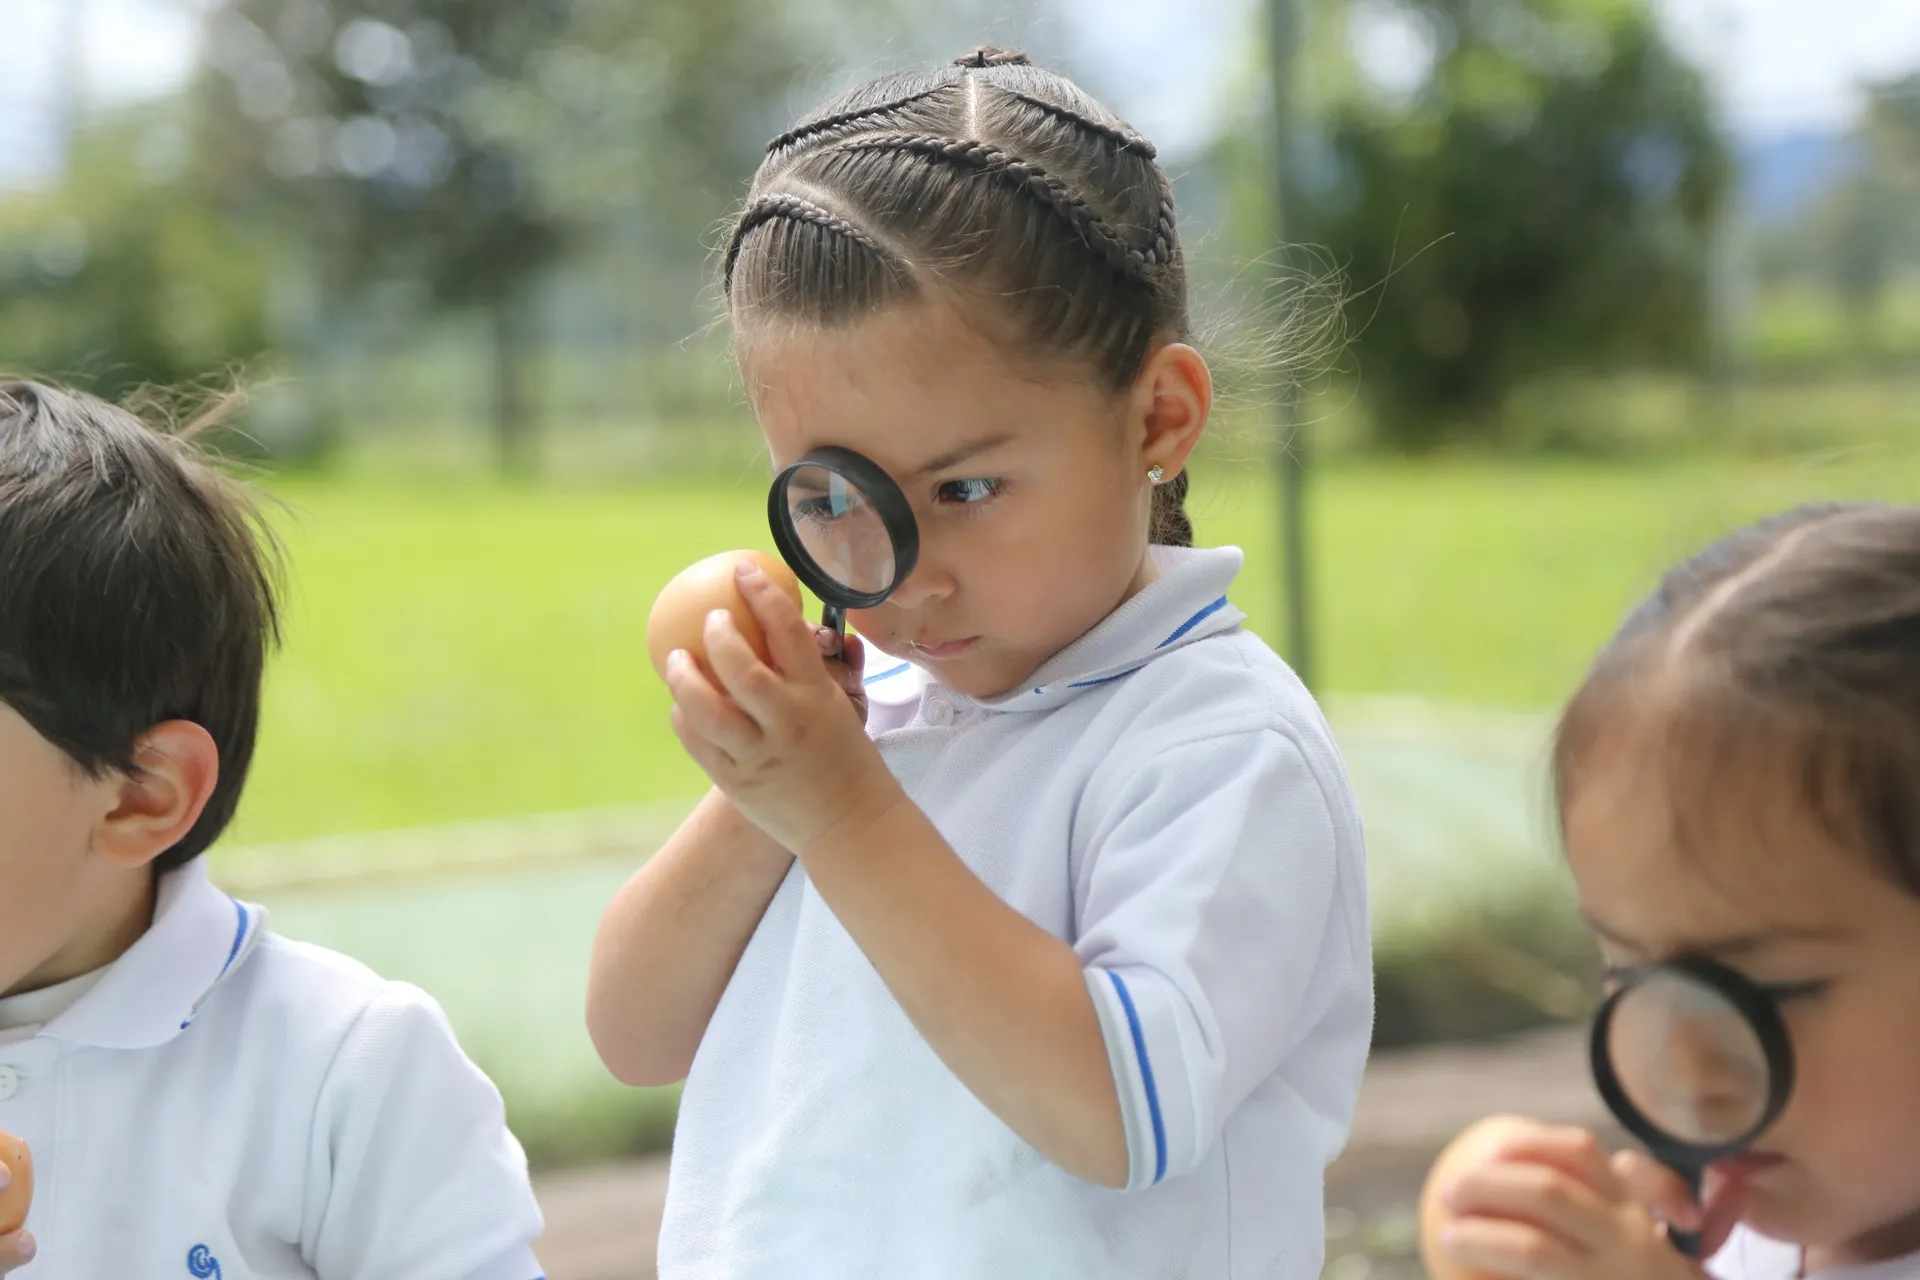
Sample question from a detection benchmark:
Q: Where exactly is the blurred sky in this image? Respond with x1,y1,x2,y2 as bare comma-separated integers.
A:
3,0,1920,188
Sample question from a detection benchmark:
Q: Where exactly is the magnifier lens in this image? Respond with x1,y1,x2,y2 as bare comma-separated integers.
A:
781,463,898,597
1607,972,1773,1147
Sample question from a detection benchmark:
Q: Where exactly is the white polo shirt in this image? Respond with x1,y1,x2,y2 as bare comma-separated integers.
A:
0,859,545,1279
1711,1227,1920,1279
659,545,1374,1279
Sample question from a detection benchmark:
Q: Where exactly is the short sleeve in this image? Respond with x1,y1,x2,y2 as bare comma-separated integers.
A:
1074,728,1353,1192
302,983,546,1280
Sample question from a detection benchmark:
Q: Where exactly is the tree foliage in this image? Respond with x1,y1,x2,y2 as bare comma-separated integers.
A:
1281,0,1730,448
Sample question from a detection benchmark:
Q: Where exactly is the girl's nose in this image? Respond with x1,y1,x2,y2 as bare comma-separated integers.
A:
884,556,955,610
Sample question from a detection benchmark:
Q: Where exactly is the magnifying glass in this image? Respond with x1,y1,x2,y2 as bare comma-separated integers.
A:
767,447,920,658
1589,956,1794,1258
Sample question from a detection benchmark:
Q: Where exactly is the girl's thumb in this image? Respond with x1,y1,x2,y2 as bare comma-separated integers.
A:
1610,1148,1702,1231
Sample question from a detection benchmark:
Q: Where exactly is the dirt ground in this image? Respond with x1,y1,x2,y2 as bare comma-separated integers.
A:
530,1025,1616,1280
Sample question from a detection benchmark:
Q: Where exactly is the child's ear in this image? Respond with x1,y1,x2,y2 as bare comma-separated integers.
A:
1132,341,1212,477
91,721,221,870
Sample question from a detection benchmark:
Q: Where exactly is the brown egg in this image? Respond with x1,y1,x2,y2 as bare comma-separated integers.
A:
0,1128,32,1235
646,550,804,681
1418,1115,1541,1280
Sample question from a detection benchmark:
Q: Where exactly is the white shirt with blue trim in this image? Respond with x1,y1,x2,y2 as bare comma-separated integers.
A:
658,545,1374,1279
0,859,545,1280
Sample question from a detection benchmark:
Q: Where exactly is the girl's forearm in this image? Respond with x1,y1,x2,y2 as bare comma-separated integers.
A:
586,787,796,1087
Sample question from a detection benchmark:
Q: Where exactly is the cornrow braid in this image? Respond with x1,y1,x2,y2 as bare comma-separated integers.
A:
764,85,953,159
723,193,894,295
825,133,1171,284
1000,89,1158,160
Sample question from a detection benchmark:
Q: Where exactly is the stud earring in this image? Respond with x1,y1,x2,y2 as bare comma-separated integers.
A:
1147,465,1166,485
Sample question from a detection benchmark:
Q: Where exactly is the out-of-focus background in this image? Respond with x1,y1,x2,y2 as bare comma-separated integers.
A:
2,0,1917,1274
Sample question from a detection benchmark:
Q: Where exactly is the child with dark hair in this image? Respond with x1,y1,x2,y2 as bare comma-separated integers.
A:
588,46,1372,1278
0,381,544,1278
1433,502,1920,1280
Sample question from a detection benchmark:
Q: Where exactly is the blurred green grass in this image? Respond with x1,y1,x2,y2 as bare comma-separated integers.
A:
226,445,1920,847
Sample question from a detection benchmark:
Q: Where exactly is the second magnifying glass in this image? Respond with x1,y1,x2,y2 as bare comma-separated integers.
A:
1589,956,1794,1258
768,447,920,658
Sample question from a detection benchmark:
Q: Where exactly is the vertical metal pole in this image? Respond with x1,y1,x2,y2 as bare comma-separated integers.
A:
1268,0,1313,687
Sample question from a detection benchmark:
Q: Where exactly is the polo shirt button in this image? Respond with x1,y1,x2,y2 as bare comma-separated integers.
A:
0,1065,21,1101
924,699,954,727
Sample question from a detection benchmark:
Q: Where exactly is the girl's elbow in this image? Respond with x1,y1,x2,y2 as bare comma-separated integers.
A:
588,1021,691,1089
584,990,691,1088
1054,1116,1133,1190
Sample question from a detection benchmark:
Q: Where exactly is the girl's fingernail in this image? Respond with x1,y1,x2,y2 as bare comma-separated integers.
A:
667,649,687,670
0,1165,9,1190
16,1233,34,1260
735,561,761,580
707,609,730,628
816,627,837,651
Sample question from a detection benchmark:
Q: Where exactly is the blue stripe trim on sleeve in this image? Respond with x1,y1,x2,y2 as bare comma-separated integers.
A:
1158,596,1229,648
863,662,912,686
1105,971,1168,1185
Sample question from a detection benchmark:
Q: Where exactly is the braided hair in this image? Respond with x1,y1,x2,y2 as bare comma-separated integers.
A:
724,45,1196,546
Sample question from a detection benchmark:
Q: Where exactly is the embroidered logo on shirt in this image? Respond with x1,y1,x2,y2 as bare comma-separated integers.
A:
187,1245,223,1278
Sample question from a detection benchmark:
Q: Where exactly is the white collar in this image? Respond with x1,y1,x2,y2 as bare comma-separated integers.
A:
865,545,1248,715
42,859,268,1050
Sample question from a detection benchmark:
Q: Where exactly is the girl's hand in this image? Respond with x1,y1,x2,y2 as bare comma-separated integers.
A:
1438,1123,1727,1280
816,627,870,725
666,561,900,853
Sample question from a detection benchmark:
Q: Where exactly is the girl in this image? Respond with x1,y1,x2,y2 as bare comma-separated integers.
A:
1435,502,1920,1280
586,44,1372,1279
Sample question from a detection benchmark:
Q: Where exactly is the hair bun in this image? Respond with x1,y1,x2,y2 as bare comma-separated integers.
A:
954,45,1030,68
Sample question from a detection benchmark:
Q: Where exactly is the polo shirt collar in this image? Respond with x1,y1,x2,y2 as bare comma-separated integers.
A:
44,858,267,1050
865,544,1247,715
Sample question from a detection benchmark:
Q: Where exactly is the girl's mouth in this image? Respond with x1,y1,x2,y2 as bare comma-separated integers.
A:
1710,1151,1788,1181
910,637,978,659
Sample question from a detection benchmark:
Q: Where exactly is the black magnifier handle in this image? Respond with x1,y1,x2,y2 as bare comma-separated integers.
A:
819,603,847,661
1667,1163,1704,1258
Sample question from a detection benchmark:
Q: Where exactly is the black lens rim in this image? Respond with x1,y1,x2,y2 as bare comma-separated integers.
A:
768,446,921,609
1589,954,1796,1168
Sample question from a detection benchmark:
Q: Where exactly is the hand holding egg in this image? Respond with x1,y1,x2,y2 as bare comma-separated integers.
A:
646,550,804,681
1419,1115,1539,1280
1419,1114,1704,1280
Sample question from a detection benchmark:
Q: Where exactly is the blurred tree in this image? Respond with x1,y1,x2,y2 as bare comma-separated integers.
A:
1213,0,1729,449
196,0,576,471
195,0,965,469
0,105,275,404
1822,74,1920,345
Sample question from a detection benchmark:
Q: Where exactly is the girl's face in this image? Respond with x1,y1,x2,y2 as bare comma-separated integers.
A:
741,301,1205,700
1563,704,1920,1265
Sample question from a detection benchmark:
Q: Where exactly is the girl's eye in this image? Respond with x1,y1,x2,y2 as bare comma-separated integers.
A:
936,478,1002,506
1757,979,1829,1003
793,494,851,526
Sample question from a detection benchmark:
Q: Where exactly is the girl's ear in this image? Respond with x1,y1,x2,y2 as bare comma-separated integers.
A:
1131,342,1212,477
90,721,220,870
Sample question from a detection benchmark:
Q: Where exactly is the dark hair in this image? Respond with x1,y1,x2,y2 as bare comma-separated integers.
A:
0,380,281,870
723,44,1196,547
1554,501,1920,895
